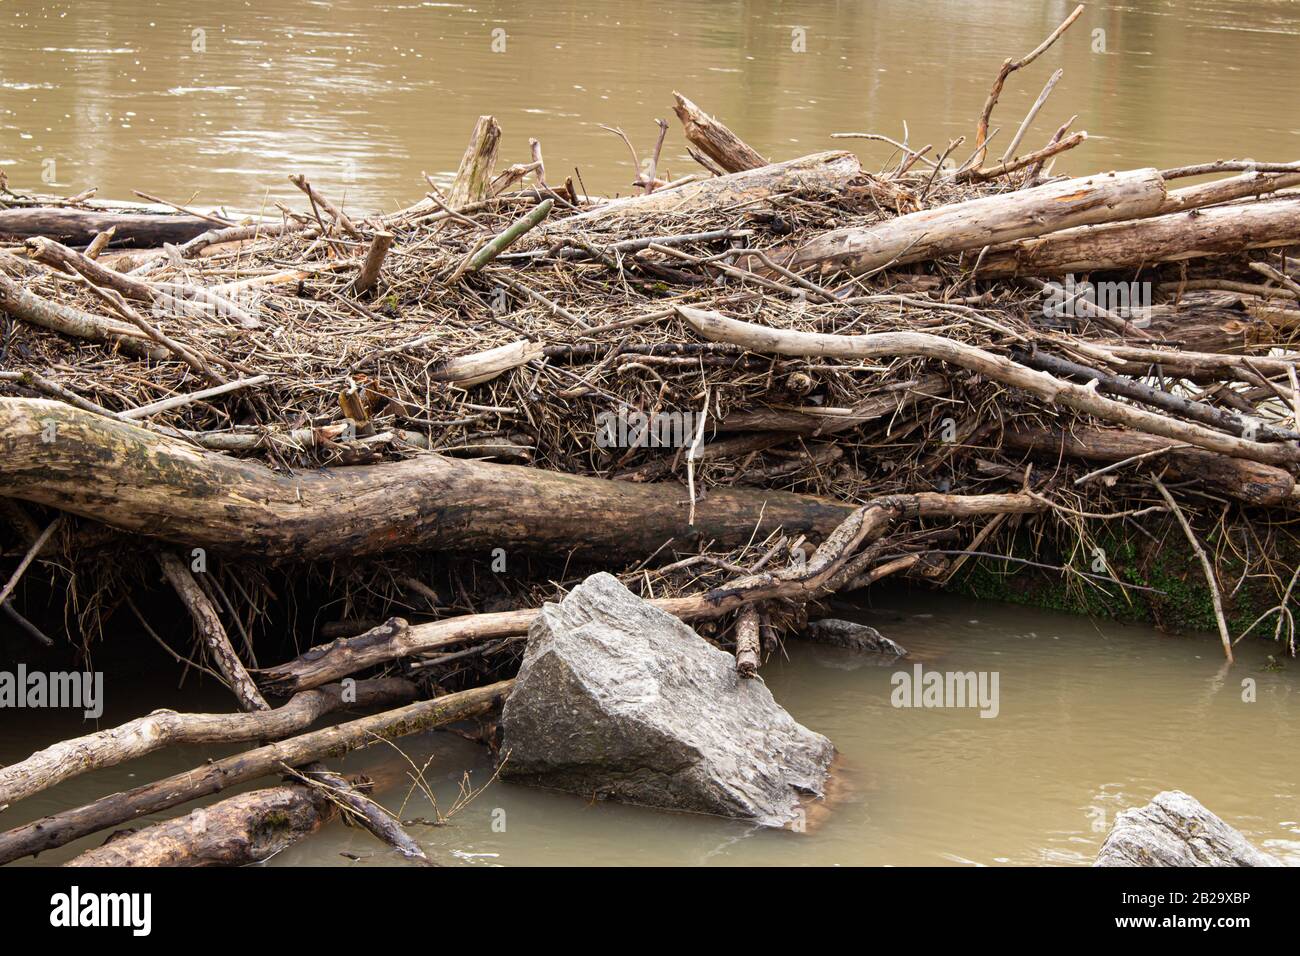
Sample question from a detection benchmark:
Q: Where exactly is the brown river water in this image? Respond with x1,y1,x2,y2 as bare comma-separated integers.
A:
2,592,1298,866
2,0,1300,865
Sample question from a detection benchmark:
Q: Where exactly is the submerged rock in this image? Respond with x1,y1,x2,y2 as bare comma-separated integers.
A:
803,618,907,660
499,573,834,827
1095,790,1281,867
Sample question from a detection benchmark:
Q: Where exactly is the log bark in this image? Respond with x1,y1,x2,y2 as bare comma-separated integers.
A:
976,195,1300,276
0,678,416,808
779,168,1168,276
678,307,1300,466
1001,425,1295,506
0,207,213,248
0,398,856,560
671,92,767,173
559,151,863,227
63,785,336,867
0,681,512,865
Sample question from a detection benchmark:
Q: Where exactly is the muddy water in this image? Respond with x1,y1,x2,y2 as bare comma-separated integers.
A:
3,1,1300,212
3,592,1297,866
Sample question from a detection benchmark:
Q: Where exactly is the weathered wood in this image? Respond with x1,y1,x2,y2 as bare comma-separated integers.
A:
0,270,166,359
1001,425,1296,506
0,678,417,808
559,151,863,227
671,92,767,173
734,603,762,677
977,196,1300,276
447,115,502,209
0,398,857,560
777,168,1168,276
0,207,213,248
64,785,337,867
0,681,512,864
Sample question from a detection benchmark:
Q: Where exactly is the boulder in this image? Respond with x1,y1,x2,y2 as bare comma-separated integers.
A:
499,572,834,827
1095,790,1281,867
803,618,907,661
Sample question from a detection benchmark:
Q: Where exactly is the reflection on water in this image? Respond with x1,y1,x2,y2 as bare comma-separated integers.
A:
3,592,1296,866
2,1,1299,211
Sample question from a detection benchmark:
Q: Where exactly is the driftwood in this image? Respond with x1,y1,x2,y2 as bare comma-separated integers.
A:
0,680,512,865
672,92,767,173
447,115,502,209
778,168,1168,276
0,679,417,807
560,150,862,226
63,785,338,867
976,196,1300,276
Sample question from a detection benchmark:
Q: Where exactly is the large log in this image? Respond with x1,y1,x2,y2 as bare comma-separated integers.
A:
558,151,863,227
0,398,855,561
0,681,512,865
0,207,213,248
976,195,1300,276
778,168,1168,276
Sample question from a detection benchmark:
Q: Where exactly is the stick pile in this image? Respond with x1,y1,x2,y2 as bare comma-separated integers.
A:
2,6,1299,864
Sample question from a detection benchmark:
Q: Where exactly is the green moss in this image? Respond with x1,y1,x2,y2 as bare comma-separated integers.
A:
949,523,1282,637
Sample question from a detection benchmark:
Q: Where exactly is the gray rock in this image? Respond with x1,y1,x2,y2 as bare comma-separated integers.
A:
499,572,834,827
803,618,907,660
1095,790,1281,867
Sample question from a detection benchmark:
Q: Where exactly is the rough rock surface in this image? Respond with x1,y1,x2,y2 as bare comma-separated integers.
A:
804,618,907,660
1095,790,1281,867
499,573,834,826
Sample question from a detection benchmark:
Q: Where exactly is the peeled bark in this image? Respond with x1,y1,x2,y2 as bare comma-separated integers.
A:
671,92,767,173
559,151,863,227
976,195,1300,276
0,398,856,561
780,168,1168,276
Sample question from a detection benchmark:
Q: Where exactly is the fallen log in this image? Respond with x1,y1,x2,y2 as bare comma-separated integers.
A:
259,492,1043,693
63,785,337,867
558,151,863,227
678,306,1300,466
0,207,214,248
777,168,1168,276
0,680,512,865
0,270,167,360
0,678,416,808
0,398,857,560
1001,425,1296,506
976,195,1300,276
